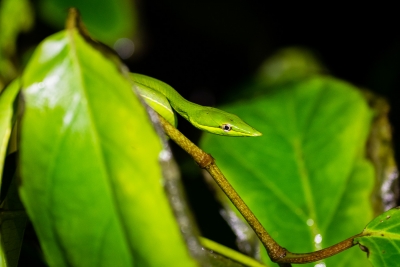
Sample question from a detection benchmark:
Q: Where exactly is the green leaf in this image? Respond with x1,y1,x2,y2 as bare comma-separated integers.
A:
19,26,197,266
355,207,400,266
0,79,19,180
0,0,33,54
255,47,325,87
38,0,138,45
200,77,374,266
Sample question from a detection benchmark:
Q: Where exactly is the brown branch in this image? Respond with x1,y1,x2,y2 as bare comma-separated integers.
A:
157,114,359,265
205,164,286,261
277,234,360,264
158,115,286,261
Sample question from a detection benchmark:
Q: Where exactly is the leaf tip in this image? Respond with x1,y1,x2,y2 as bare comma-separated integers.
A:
65,8,92,40
65,8,80,31
64,7,127,75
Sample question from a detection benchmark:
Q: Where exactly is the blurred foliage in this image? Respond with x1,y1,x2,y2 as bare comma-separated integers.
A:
364,91,399,214
224,47,327,102
38,0,138,45
255,47,327,87
0,0,33,89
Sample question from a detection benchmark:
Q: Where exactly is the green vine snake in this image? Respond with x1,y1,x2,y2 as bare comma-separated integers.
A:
130,73,262,137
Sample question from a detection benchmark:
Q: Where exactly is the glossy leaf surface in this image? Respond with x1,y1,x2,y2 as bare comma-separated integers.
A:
201,77,374,266
19,26,196,266
355,207,400,267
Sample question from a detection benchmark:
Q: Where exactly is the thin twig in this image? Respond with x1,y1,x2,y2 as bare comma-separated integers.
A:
158,115,286,261
157,115,359,265
276,234,360,264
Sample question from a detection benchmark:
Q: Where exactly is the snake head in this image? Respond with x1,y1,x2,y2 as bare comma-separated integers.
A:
189,107,262,137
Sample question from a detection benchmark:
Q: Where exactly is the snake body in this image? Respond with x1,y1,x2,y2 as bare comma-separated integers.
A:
131,73,261,137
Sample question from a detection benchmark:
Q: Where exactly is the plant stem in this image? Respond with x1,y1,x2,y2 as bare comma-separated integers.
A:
276,234,360,264
200,237,267,267
205,164,286,261
157,115,359,265
157,115,286,261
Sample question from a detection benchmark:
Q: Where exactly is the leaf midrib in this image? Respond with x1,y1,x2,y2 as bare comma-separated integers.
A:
67,29,134,265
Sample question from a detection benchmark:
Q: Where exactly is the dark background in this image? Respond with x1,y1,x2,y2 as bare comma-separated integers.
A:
16,0,400,265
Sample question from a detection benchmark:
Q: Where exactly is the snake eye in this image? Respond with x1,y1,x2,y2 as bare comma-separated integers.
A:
221,124,232,132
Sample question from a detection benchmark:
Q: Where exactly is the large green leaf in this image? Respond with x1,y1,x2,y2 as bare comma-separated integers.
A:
19,25,197,266
201,77,374,266
355,207,400,266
